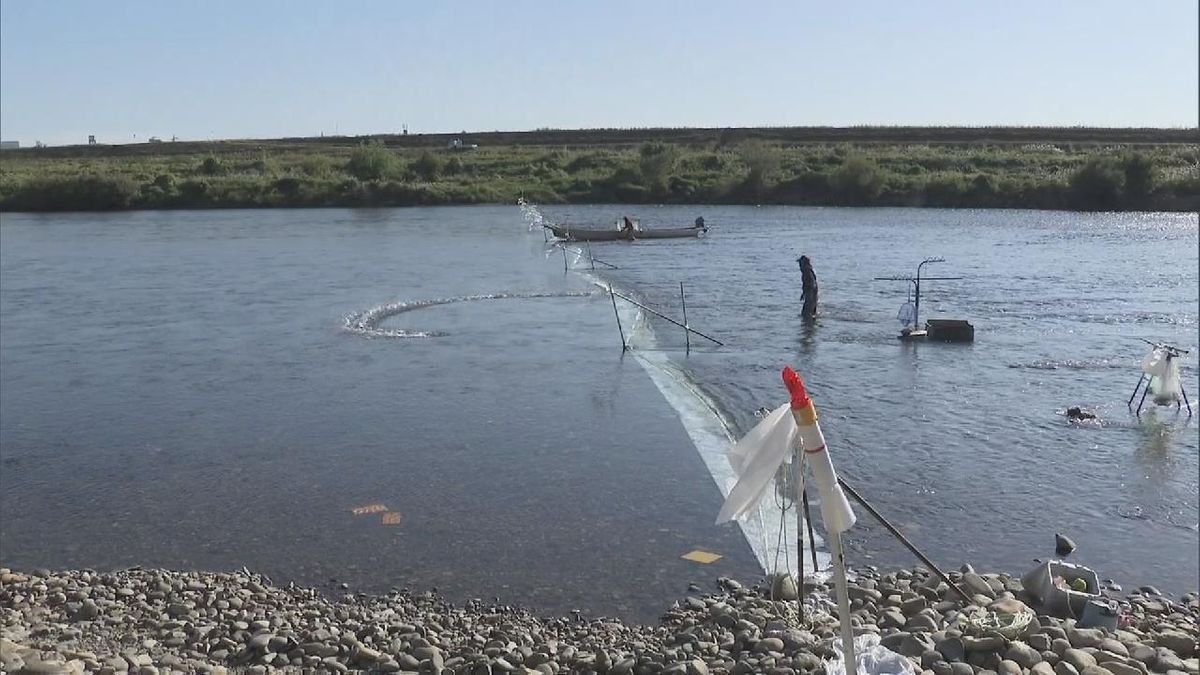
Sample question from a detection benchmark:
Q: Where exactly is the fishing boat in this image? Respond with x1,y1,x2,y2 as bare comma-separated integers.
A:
545,217,708,242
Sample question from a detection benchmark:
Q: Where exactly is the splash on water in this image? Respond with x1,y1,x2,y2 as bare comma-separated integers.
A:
344,291,598,339
1009,357,1129,371
518,198,553,234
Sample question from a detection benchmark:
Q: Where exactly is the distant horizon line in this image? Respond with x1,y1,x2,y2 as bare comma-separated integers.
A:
5,122,1199,149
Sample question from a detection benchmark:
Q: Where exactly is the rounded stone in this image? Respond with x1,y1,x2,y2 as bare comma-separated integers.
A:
1063,650,1097,673
998,660,1022,675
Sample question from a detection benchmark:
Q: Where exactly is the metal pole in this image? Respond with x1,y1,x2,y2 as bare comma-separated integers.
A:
837,478,971,601
802,487,818,569
794,449,804,623
609,285,627,352
561,244,569,272
1136,384,1150,415
680,282,691,355
588,242,595,270
913,278,921,330
1127,374,1146,407
610,290,724,346
1182,386,1192,416
830,531,857,675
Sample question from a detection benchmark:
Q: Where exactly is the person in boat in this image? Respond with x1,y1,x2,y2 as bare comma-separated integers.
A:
621,216,636,239
797,255,818,318
694,216,706,229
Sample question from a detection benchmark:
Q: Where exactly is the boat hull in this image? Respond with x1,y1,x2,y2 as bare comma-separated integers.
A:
546,224,707,242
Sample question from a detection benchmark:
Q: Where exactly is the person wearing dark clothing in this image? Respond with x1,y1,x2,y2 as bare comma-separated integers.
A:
622,216,636,239
797,255,818,318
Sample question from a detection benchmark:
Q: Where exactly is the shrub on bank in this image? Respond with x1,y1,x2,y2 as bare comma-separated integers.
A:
1121,152,1155,208
0,135,1194,212
738,140,781,195
1,174,139,211
346,141,399,181
830,155,884,205
1068,158,1124,210
199,156,225,176
411,152,442,182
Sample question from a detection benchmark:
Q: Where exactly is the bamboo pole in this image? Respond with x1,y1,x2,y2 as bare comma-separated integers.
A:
837,478,970,601
608,286,627,352
680,282,691,354
609,289,723,346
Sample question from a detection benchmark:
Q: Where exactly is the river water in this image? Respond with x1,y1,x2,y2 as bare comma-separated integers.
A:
1,206,1196,620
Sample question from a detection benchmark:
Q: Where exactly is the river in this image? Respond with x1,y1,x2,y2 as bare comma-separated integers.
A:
1,206,1196,621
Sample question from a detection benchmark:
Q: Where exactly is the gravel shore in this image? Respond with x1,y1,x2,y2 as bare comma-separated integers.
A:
1,565,1195,675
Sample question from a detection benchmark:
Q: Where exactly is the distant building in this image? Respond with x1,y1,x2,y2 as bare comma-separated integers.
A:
447,138,478,151
88,135,97,145
0,140,19,150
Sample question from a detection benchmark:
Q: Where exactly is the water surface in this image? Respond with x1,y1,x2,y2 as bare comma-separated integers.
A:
1,206,1196,623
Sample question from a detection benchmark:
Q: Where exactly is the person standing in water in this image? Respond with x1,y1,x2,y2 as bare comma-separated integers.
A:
797,255,818,318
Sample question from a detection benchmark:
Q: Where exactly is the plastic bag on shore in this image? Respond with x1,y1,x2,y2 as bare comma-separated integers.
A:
825,634,916,675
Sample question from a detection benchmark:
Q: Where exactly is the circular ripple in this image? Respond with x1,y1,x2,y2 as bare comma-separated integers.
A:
343,290,598,338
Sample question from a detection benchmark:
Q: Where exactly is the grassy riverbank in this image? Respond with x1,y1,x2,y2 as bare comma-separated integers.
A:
1,127,1197,212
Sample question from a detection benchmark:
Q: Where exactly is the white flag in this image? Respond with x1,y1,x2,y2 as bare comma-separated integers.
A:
716,403,796,524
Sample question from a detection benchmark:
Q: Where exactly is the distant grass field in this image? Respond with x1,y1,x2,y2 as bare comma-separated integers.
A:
1,126,1197,212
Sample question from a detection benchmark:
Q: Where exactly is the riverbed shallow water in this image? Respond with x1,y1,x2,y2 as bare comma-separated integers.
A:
1,206,1196,621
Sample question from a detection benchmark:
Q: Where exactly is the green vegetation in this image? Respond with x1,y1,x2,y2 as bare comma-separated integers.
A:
1,127,1196,212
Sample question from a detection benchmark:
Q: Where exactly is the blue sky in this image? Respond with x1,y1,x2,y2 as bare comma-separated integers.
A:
1,0,1197,146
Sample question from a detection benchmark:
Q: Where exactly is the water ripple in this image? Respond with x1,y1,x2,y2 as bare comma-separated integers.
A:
343,291,598,338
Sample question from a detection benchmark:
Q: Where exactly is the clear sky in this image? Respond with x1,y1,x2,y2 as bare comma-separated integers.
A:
1,0,1197,146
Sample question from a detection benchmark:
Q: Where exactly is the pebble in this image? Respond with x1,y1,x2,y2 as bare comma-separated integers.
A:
962,573,996,600
0,565,1192,675
755,638,785,653
1155,648,1186,672
1030,635,1053,652
1064,648,1098,672
1069,628,1106,649
907,614,940,633
1099,639,1130,658
998,660,1023,675
937,637,966,662
769,573,798,602
1056,662,1081,675
951,661,974,675
965,636,1006,653
1007,642,1041,668
1156,632,1197,657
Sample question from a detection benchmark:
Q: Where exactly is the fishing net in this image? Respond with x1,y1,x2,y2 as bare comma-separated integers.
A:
1142,347,1183,404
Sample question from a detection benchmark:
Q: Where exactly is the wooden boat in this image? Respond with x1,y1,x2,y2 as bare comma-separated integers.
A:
545,219,708,242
